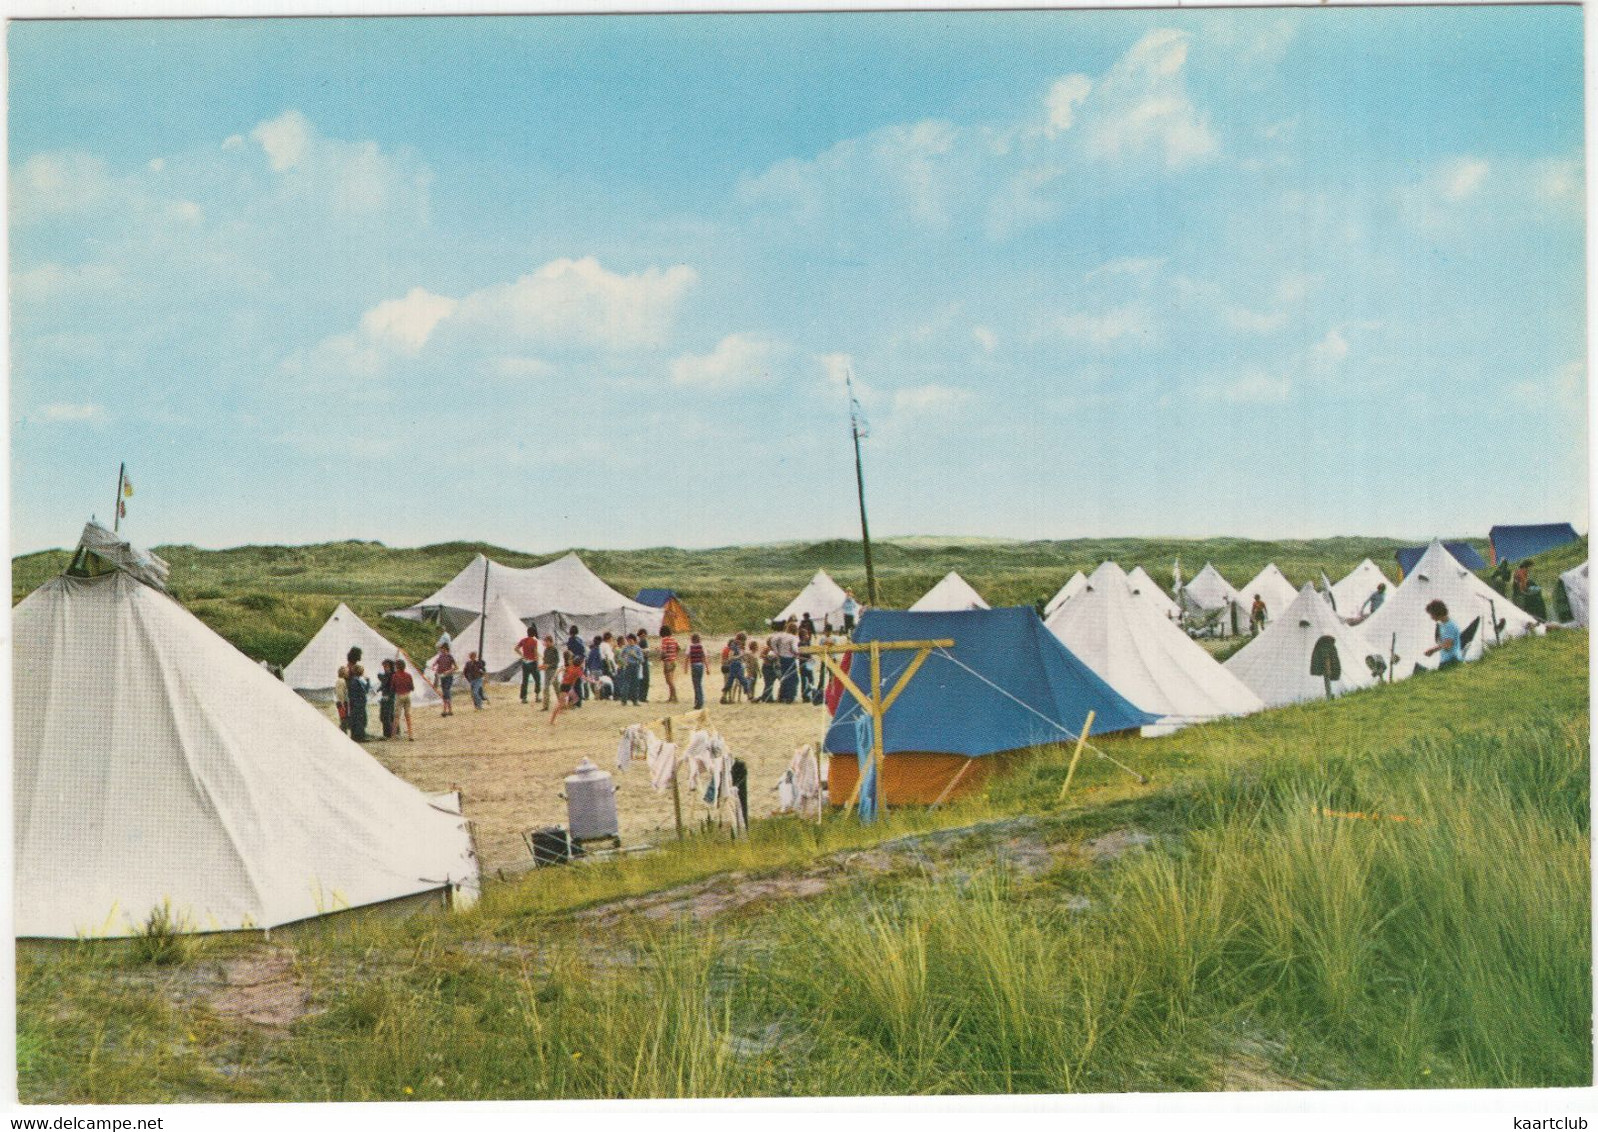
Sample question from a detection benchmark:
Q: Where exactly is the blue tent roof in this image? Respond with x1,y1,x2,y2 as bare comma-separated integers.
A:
1396,542,1487,577
634,588,679,608
823,606,1157,759
1488,523,1579,565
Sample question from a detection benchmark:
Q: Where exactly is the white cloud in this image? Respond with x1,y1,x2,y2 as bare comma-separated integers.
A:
739,118,965,232
670,333,783,388
1535,157,1583,205
818,353,856,387
973,326,998,353
290,256,698,380
1309,328,1350,365
1046,304,1154,346
359,287,459,355
893,384,973,413
222,134,244,150
252,109,311,171
1082,29,1217,169
1085,256,1165,281
32,402,107,423
1442,158,1490,202
1222,305,1287,334
488,356,556,379
11,152,114,223
1045,74,1093,136
12,261,123,304
1220,373,1290,404
458,257,697,352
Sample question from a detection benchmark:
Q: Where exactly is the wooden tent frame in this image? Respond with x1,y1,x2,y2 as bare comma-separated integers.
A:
802,637,953,816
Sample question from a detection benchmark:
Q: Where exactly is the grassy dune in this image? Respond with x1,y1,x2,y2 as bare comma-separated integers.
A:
16,630,1588,1101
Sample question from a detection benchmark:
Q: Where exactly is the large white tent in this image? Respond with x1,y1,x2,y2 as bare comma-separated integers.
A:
773,569,850,627
1359,540,1541,679
1236,563,1300,628
435,594,529,682
1179,563,1244,635
1326,558,1392,621
909,571,989,612
1225,584,1382,707
1560,562,1588,626
1045,562,1264,732
1126,565,1181,620
1044,572,1088,618
284,603,439,705
389,552,662,639
14,523,478,938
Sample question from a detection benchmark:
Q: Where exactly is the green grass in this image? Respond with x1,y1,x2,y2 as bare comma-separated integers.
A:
17,629,1589,1101
16,531,1552,665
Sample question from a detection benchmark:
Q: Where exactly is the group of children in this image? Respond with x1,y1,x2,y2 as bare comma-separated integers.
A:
333,646,417,741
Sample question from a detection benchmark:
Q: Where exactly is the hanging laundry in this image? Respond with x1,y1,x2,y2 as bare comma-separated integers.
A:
617,723,648,771
646,737,677,793
683,729,715,790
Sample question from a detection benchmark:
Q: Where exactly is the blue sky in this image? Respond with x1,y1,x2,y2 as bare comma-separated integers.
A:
9,8,1587,554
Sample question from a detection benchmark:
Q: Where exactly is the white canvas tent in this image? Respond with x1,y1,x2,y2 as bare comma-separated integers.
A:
1236,563,1300,628
773,569,850,628
1326,558,1392,621
1126,565,1181,620
13,522,478,939
1225,584,1382,707
1179,563,1244,635
1560,562,1588,626
1358,540,1541,680
1045,562,1264,732
909,571,989,612
434,595,529,682
284,603,439,705
389,552,662,639
1044,572,1088,619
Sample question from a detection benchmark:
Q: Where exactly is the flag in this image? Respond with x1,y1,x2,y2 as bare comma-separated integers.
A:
117,499,126,519
845,369,870,440
123,477,134,498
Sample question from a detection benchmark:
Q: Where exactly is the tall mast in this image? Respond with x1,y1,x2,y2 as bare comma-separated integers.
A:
847,367,878,605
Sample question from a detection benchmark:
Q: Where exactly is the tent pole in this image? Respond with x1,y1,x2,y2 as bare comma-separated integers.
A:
477,559,489,660
1057,710,1096,803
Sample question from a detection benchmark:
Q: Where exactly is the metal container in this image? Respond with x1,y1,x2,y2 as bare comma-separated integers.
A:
564,758,619,841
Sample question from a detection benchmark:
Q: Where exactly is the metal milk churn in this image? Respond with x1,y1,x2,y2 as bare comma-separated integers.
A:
564,758,620,842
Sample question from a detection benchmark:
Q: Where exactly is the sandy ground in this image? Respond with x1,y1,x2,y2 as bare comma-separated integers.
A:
329,640,830,873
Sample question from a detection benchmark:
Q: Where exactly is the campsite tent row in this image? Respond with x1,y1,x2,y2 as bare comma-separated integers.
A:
15,522,478,939
821,540,1552,804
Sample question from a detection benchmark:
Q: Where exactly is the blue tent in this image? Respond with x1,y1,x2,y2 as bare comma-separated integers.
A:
1396,542,1487,578
635,588,677,608
824,606,1156,761
1488,523,1580,565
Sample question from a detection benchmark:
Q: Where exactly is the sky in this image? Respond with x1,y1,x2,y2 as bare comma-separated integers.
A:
7,7,1588,555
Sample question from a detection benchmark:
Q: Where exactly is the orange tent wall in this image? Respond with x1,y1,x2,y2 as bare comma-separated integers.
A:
660,598,693,635
827,750,1021,806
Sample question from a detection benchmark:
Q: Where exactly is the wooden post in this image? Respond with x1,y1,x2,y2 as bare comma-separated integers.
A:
931,758,975,808
1058,710,1096,803
868,640,884,816
665,715,684,841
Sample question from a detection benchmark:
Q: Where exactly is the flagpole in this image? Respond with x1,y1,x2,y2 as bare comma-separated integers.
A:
847,368,877,605
113,463,126,534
